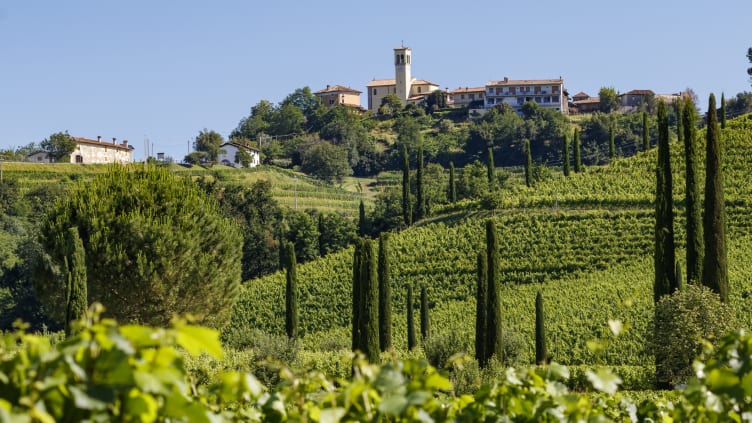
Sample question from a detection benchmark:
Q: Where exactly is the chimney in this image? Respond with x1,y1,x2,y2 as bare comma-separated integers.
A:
503,76,509,83
112,137,117,144
97,135,102,142
122,140,128,147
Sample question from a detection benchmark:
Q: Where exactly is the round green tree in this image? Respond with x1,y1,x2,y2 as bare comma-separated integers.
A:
37,165,242,328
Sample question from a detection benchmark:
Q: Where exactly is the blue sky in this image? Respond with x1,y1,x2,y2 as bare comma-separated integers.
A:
1,0,750,160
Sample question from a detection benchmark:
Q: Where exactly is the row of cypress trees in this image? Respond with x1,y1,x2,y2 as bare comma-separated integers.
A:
561,129,582,176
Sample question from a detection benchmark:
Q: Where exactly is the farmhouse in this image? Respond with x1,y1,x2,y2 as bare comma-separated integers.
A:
27,136,134,164
447,87,486,108
314,85,363,110
218,142,261,168
570,91,601,114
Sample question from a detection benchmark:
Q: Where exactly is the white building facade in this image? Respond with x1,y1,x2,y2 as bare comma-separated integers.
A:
485,77,567,114
366,46,440,112
28,136,134,164
218,142,261,168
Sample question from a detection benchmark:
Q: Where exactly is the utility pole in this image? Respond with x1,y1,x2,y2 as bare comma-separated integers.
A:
294,175,298,210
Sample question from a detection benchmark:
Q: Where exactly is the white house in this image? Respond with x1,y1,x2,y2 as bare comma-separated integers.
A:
366,46,440,112
218,142,261,168
485,77,567,114
27,136,134,164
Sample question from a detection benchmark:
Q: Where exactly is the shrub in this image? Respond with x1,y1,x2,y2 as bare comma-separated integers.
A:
423,329,472,369
654,284,739,385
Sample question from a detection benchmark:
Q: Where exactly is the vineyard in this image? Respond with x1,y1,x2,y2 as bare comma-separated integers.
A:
228,114,752,371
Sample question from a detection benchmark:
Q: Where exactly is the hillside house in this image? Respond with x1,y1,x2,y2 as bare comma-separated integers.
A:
447,87,486,108
314,85,363,109
218,142,260,168
366,46,440,112
570,92,600,114
485,77,568,114
619,90,655,108
27,136,134,164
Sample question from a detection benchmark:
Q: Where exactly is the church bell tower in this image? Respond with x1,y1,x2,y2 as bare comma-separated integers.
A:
394,46,411,103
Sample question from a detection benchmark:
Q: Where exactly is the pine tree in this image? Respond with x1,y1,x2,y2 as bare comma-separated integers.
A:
360,239,380,361
351,239,363,352
65,227,87,337
487,147,495,187
416,141,425,220
407,285,416,350
475,249,488,366
573,129,582,173
378,233,392,352
358,200,367,236
485,220,503,361
608,124,616,161
654,100,677,302
401,144,412,226
524,139,533,188
563,134,570,177
676,99,684,145
720,92,727,129
448,161,457,203
683,97,703,285
642,112,650,151
284,242,298,339
702,94,728,302
420,286,429,342
535,291,547,365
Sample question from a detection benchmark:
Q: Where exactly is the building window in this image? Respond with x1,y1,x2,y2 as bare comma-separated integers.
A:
75,155,83,163
329,99,335,105
373,88,377,95
461,94,465,99
418,86,422,93
517,97,524,105
535,97,541,103
552,95,559,102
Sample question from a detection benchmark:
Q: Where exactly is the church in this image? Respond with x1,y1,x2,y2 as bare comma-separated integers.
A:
366,46,440,112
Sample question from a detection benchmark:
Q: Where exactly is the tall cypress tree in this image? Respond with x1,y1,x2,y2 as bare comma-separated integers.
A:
702,94,728,303
676,99,684,145
485,220,503,361
65,227,87,337
535,291,547,365
563,134,570,177
359,239,380,361
524,139,533,188
654,101,676,302
487,147,495,187
351,239,363,352
608,124,616,161
420,286,429,342
401,144,411,226
448,161,457,203
416,141,425,221
407,285,416,350
377,233,392,352
573,129,582,173
284,242,299,339
720,92,727,129
642,112,650,151
475,249,488,366
358,199,367,236
683,97,703,285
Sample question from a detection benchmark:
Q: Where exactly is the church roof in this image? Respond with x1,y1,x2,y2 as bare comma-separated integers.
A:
314,85,362,95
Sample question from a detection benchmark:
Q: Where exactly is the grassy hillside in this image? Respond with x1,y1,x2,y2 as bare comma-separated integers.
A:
228,114,752,366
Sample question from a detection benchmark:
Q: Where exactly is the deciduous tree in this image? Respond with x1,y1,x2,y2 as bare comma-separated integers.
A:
598,87,619,113
40,131,76,162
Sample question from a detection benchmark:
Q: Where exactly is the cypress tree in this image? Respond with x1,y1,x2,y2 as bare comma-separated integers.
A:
720,92,727,129
407,285,416,350
676,260,685,292
608,124,616,161
420,286,429,342
475,249,488,366
563,134,570,177
676,99,684,145
642,112,649,151
487,147,495,187
358,199,366,236
524,139,533,188
65,227,87,337
284,242,299,339
485,220,503,361
401,144,411,226
377,233,392,352
448,161,457,203
573,129,582,173
654,101,676,302
535,291,547,365
702,94,728,302
360,238,380,361
351,239,363,352
416,141,425,220
683,97,703,285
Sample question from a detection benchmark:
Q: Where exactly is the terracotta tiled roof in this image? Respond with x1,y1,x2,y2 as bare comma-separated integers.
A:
221,142,260,152
449,87,486,94
314,85,362,95
73,137,133,151
487,78,563,86
412,79,439,87
623,89,655,96
573,97,600,104
573,91,589,98
367,79,396,87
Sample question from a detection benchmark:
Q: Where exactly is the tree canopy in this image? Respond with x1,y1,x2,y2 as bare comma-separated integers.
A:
598,87,619,113
36,165,243,328
40,131,76,162
192,129,225,163
301,141,352,183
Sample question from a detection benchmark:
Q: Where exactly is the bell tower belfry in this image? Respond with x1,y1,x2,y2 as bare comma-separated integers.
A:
394,46,411,103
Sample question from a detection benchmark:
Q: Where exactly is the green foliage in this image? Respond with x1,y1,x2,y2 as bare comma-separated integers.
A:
683,97,703,285
379,94,404,117
485,220,502,363
378,233,392,352
535,291,547,365
351,239,363,352
448,161,456,203
563,134,570,176
37,165,242,328
283,209,320,263
609,124,616,161
524,139,533,188
721,92,727,129
573,128,582,172
40,131,76,162
353,239,379,361
420,286,429,342
317,211,356,256
193,128,225,163
642,112,650,151
407,285,416,350
284,242,298,339
486,147,495,185
702,93,728,302
654,285,738,386
401,144,411,226
654,100,676,302
415,141,425,220
598,87,619,113
475,250,488,366
301,141,352,183
64,227,87,337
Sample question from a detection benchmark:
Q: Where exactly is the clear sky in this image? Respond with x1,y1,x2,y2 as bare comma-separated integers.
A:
2,0,750,160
